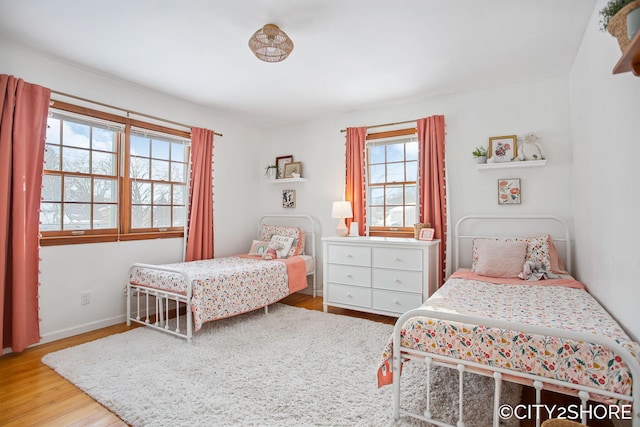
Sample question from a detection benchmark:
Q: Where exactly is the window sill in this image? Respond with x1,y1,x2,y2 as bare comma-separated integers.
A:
40,231,184,246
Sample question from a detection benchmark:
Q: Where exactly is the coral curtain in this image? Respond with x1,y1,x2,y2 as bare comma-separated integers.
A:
185,127,215,262
417,115,447,286
0,75,51,352
344,127,367,236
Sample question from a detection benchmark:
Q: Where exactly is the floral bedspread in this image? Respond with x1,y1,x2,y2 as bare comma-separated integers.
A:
129,256,292,331
377,277,640,399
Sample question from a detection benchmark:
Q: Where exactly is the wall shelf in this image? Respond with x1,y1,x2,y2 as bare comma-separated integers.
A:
476,159,546,170
266,177,307,184
613,30,640,76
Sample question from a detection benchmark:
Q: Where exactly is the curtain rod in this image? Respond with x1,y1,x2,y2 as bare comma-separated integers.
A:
50,90,223,137
339,118,418,133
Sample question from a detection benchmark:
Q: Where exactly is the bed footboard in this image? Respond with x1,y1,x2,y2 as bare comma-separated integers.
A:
391,308,640,427
127,263,193,342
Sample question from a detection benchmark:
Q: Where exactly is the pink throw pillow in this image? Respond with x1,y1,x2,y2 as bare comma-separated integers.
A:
472,239,527,278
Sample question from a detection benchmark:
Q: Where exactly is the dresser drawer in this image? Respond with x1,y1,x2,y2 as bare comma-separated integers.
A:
326,264,371,287
327,283,371,308
372,289,423,314
327,244,371,267
372,247,422,271
372,268,422,293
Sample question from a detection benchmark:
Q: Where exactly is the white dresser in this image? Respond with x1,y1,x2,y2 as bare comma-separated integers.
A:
322,236,440,317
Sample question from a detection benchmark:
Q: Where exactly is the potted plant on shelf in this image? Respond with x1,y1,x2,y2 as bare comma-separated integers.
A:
472,146,488,164
600,0,640,52
265,164,277,180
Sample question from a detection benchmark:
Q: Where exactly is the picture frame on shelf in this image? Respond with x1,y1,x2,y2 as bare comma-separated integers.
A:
275,155,293,179
283,162,302,179
418,228,435,241
488,135,517,163
498,178,521,205
282,189,296,208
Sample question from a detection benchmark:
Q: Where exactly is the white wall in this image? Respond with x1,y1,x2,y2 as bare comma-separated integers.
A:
259,75,574,282
1,38,260,343
570,1,640,340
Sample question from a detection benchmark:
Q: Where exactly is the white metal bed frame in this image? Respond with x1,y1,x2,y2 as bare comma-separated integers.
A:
126,214,318,342
391,215,640,427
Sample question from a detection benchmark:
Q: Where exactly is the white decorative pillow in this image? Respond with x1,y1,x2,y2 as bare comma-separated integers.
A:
472,235,551,272
472,239,527,277
262,235,295,260
259,225,305,257
248,240,270,256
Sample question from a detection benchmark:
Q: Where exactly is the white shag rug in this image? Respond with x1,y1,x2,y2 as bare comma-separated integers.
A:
43,304,521,427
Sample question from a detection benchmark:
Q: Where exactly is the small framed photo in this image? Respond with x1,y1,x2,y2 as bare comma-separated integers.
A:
275,155,293,179
283,162,302,179
498,178,521,205
418,228,435,241
282,189,296,208
489,135,517,162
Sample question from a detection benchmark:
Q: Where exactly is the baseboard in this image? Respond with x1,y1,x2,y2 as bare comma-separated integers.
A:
38,314,127,345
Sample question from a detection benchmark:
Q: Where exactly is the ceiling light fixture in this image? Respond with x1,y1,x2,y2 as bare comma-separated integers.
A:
248,23,294,63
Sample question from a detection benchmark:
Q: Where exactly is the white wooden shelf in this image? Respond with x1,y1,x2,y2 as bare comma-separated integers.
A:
476,159,546,170
266,177,307,184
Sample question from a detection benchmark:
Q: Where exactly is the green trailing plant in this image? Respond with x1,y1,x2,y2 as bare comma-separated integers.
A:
265,164,277,176
600,0,635,31
472,146,488,157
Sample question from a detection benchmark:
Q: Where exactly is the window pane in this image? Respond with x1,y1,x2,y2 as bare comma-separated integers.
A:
63,203,91,230
130,156,150,179
40,203,61,231
173,206,185,227
170,162,186,182
405,206,417,227
173,184,186,204
369,145,385,164
369,187,384,205
369,164,385,184
42,175,62,202
405,184,416,204
130,135,150,157
153,206,171,228
406,141,418,161
151,159,170,181
92,151,116,176
131,182,152,204
153,183,171,204
370,206,384,226
387,163,404,182
93,204,117,229
151,139,170,160
132,205,151,228
385,185,403,205
64,176,91,202
386,143,403,162
44,144,61,171
171,142,186,162
406,161,417,181
92,127,117,152
46,117,61,145
62,147,90,173
385,206,404,227
63,121,90,148
94,178,117,202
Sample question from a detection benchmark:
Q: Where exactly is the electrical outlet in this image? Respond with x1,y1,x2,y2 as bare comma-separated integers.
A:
81,291,91,305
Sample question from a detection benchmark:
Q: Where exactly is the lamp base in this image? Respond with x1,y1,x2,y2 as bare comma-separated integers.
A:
335,219,348,237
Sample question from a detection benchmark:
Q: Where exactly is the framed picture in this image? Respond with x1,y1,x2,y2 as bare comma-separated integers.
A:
275,155,293,179
282,189,296,208
418,228,435,241
283,162,302,179
498,178,521,205
489,135,517,163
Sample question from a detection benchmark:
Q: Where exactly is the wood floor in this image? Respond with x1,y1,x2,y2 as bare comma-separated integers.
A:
0,294,614,427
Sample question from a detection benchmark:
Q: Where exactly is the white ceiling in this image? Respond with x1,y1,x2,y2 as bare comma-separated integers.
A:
0,0,596,128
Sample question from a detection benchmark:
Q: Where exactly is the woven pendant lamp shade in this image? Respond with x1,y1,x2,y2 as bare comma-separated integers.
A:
248,24,294,63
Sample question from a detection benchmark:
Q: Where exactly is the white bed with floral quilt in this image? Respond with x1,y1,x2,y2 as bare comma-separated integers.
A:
377,215,640,427
126,215,318,341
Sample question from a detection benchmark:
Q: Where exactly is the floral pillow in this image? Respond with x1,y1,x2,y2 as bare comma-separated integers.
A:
259,225,305,257
472,235,551,272
262,235,295,260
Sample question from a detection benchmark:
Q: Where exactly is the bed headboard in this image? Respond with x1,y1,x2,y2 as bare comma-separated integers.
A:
258,214,319,260
454,215,571,274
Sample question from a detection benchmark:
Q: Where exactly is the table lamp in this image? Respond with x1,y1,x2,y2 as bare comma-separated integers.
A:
331,201,353,237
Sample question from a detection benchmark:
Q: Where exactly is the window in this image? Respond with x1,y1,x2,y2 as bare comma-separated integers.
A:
366,131,418,237
40,102,190,245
